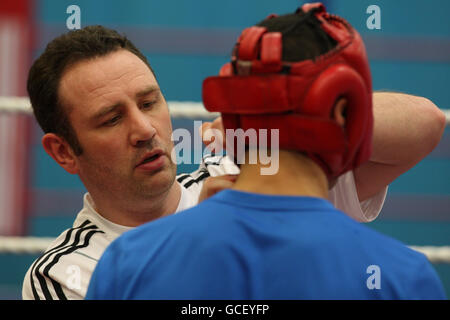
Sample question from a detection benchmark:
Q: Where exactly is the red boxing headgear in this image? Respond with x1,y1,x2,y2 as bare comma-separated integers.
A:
202,3,373,179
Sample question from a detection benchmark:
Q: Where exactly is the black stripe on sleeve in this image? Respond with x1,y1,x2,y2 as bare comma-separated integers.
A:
204,161,221,167
35,223,98,300
176,174,192,183
44,228,104,300
202,154,223,167
30,220,103,300
183,170,210,189
30,220,92,300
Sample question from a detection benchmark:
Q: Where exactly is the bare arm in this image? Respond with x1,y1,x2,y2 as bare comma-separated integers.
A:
354,92,446,201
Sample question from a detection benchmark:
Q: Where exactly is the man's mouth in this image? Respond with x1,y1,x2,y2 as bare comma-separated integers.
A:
140,154,160,164
136,150,164,167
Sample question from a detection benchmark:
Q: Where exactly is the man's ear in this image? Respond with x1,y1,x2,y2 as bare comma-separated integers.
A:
41,133,79,174
333,97,348,128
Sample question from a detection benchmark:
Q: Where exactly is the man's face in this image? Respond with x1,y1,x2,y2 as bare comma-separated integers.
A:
58,49,177,203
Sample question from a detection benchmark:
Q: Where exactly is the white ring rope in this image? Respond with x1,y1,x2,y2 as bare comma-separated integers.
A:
0,236,449,263
443,109,450,125
409,246,450,264
0,237,55,254
0,96,220,119
0,96,449,124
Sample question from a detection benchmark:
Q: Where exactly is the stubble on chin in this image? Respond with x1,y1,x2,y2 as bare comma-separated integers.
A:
131,154,178,197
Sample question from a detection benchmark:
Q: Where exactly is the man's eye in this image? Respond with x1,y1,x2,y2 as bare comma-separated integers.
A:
104,115,121,126
142,100,156,109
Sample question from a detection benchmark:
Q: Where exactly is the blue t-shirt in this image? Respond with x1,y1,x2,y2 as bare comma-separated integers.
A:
86,190,446,299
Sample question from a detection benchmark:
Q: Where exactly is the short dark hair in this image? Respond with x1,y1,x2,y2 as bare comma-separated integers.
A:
27,25,155,155
257,10,337,62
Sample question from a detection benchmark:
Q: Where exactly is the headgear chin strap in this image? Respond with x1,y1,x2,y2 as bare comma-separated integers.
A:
202,2,373,179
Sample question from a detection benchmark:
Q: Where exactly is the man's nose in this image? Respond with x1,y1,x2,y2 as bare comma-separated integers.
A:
129,108,156,147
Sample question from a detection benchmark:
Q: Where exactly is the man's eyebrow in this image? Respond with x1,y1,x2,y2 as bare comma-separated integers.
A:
92,103,121,121
136,85,160,98
91,86,160,121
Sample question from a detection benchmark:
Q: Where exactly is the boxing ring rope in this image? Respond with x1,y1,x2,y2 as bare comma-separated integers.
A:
442,109,450,125
0,236,56,254
0,96,220,119
0,236,448,263
0,96,449,124
0,96,450,265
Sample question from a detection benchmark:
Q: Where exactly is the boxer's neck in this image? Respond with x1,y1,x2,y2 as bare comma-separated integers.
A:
233,149,329,199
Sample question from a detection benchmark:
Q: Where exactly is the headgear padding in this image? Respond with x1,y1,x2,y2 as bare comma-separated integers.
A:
202,3,373,179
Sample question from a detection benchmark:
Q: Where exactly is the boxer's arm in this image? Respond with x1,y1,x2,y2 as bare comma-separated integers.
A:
354,92,446,202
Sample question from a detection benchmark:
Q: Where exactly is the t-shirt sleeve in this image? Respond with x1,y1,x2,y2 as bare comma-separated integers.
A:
202,154,240,177
22,249,97,300
328,171,388,222
176,154,239,190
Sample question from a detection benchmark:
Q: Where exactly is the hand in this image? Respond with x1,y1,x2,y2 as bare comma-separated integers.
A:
200,117,225,153
198,175,237,203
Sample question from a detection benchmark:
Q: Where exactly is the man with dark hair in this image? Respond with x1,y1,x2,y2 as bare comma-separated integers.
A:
24,25,214,300
25,5,445,299
85,4,445,299
27,25,155,156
